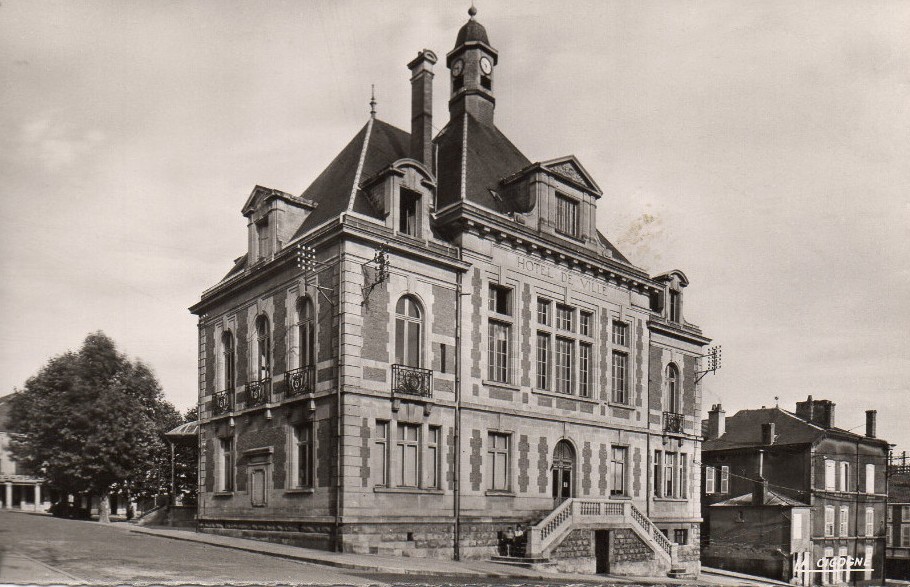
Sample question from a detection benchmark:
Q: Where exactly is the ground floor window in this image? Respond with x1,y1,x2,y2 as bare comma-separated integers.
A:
292,423,314,488
218,437,234,492
611,446,628,496
674,528,688,545
487,432,511,491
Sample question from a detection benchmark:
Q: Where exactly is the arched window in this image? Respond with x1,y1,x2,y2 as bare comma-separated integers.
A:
667,363,680,413
221,331,235,390
255,315,271,381
297,297,315,368
395,296,423,368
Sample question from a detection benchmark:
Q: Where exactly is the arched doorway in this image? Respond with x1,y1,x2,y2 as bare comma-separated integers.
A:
552,440,576,506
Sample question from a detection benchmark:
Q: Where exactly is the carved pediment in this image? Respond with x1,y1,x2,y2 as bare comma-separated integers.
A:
540,156,602,196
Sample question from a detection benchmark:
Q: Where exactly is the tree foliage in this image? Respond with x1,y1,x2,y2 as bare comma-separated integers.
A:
8,332,183,522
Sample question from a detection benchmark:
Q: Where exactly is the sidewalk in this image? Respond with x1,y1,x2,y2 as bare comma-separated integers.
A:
0,550,85,584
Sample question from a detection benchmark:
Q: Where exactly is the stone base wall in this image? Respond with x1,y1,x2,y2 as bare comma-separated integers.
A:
552,529,596,574
198,519,334,551
342,522,455,559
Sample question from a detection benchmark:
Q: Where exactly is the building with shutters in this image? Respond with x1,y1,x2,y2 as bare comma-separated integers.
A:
190,7,711,577
702,399,888,585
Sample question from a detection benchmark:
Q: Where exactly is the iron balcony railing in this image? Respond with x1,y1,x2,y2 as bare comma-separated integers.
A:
663,411,684,434
213,390,233,416
285,365,315,396
246,378,272,407
391,364,433,398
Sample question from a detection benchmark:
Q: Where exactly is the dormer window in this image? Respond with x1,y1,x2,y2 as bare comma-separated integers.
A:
399,188,420,237
256,218,270,260
556,194,579,238
669,290,681,323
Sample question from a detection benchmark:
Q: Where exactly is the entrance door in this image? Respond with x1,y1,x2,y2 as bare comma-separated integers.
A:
551,440,575,506
595,530,610,574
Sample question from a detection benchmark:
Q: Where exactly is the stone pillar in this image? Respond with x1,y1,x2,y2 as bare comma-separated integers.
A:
34,484,41,511
4,483,11,509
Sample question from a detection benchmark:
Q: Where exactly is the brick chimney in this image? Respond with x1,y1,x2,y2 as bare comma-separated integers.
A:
795,395,835,428
407,49,437,168
866,410,877,438
706,404,725,440
752,477,769,505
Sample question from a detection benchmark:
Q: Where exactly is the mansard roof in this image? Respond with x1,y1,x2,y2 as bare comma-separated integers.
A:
711,489,808,508
292,118,410,239
435,112,532,213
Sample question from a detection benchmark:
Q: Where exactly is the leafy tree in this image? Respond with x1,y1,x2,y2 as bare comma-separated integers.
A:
8,332,180,523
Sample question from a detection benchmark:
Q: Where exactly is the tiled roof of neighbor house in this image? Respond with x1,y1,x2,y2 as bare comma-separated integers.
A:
292,118,411,239
711,489,808,507
703,406,881,452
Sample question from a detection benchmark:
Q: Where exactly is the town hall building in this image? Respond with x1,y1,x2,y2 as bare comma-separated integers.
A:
190,8,711,577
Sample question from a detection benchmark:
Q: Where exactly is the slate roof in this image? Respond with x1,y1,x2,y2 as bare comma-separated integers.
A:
711,489,808,508
436,112,532,213
703,406,883,452
456,19,490,46
292,118,411,239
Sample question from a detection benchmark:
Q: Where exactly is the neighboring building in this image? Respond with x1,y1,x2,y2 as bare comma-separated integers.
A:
885,454,910,580
702,399,888,585
190,8,711,577
0,394,49,511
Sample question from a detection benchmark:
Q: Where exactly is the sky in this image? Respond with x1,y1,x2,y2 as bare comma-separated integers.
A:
1,1,908,452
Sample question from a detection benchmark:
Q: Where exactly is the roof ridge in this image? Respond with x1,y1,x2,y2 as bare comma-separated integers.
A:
346,117,375,212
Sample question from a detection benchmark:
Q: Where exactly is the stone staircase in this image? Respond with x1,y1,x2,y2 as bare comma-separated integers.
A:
523,498,679,576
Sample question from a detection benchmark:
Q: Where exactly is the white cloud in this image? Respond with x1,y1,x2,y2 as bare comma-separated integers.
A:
18,117,105,172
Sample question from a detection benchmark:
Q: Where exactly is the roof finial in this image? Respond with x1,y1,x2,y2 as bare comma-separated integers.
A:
369,84,376,118
468,2,477,19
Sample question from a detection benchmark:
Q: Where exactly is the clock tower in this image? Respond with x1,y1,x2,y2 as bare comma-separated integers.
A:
447,6,498,125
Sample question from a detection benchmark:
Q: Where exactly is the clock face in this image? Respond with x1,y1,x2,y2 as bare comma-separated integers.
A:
452,59,464,77
480,56,492,75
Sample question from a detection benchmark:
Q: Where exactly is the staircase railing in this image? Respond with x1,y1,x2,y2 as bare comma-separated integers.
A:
526,498,677,566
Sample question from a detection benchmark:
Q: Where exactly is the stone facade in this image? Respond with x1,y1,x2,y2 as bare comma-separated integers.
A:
190,7,711,578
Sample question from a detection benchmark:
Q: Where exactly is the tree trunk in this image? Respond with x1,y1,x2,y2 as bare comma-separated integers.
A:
98,491,111,523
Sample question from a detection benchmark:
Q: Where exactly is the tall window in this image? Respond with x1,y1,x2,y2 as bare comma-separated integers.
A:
293,423,314,488
654,451,686,498
219,437,234,491
488,285,512,383
865,463,875,494
297,297,315,368
667,364,680,413
792,511,803,540
556,194,579,237
399,188,420,236
902,525,910,547
536,333,550,390
536,298,593,396
822,547,834,585
395,296,423,368
579,343,592,398
221,331,235,391
426,427,440,489
611,446,628,496
825,459,836,490
257,218,270,260
611,320,629,404
838,461,849,492
824,506,835,536
487,433,510,491
720,465,729,494
255,315,271,381
397,423,420,487
705,466,716,494
840,506,849,536
669,290,681,322
865,507,874,537
864,543,873,580
374,421,389,487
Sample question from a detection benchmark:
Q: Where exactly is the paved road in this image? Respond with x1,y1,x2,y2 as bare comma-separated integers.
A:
0,510,375,585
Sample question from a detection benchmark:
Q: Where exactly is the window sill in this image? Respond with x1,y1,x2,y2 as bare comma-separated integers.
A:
609,494,631,500
213,491,234,498
532,388,599,404
483,380,520,392
485,490,516,497
285,488,314,495
373,487,443,495
608,402,635,411
653,497,688,502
